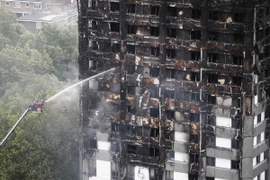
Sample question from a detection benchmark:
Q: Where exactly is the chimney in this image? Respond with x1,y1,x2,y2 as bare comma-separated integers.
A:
50,4,63,14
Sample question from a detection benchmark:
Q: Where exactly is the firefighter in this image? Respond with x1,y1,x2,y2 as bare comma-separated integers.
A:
36,100,45,113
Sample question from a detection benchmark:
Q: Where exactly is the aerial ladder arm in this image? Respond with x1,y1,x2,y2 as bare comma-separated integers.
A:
0,108,30,147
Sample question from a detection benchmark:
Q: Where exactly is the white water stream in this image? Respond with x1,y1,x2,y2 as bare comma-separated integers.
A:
45,68,115,102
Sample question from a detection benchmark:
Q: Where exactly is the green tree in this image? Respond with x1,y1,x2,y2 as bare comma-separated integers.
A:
0,8,26,48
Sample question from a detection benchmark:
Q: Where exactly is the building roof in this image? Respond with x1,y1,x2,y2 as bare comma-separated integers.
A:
17,10,77,23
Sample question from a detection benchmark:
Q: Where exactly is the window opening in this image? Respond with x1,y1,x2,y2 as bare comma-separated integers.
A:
206,115,215,125
209,31,218,41
127,24,136,34
209,11,219,20
127,45,135,54
111,122,119,132
231,160,239,169
167,28,177,38
112,43,120,53
151,47,160,57
191,72,200,81
191,9,201,19
90,139,97,149
91,0,96,10
150,87,159,98
231,139,239,149
127,4,136,13
110,22,120,32
151,5,159,16
208,53,219,63
164,89,175,99
111,161,119,179
165,110,174,119
166,69,175,79
167,7,177,17
127,86,136,95
167,49,176,58
91,21,97,30
191,92,200,102
191,30,201,40
150,147,159,157
126,125,135,135
233,33,244,43
233,12,244,23
190,113,200,123
232,76,242,86
207,95,216,104
150,68,159,77
110,2,119,12
150,108,159,118
150,128,159,137
150,27,159,36
233,55,243,65
191,51,200,61
208,74,218,83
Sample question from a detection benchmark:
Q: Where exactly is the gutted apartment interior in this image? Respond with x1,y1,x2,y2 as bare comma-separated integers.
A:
78,0,270,180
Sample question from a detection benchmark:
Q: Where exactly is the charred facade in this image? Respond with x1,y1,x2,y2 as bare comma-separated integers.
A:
78,0,270,180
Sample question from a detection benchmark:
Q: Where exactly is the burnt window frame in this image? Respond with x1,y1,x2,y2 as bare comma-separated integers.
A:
167,28,177,38
127,24,136,34
231,139,239,149
191,9,201,19
191,30,201,40
165,110,175,119
190,113,200,123
208,74,218,83
150,128,159,137
111,122,119,132
111,161,119,179
127,4,136,13
232,76,242,86
207,94,216,104
209,31,218,41
150,26,159,37
233,33,244,44
208,53,219,63
150,87,159,98
191,51,200,61
167,6,177,17
233,12,244,23
233,55,243,65
150,68,159,77
167,49,176,59
150,108,159,118
209,11,219,21
90,139,97,149
110,22,120,32
164,89,175,99
150,46,160,57
191,92,200,102
110,2,120,12
150,5,159,16
90,20,97,30
112,43,120,53
127,44,136,54
231,160,240,169
166,68,176,79
191,72,200,81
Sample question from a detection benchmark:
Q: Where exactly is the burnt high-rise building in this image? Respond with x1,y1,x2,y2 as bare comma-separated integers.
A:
78,0,270,180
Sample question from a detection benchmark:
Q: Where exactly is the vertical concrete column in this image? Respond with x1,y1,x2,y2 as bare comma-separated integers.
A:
119,0,127,179
241,1,255,179
199,0,208,179
158,1,167,180
78,0,90,179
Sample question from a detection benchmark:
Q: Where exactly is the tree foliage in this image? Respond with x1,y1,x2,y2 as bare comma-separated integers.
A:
0,8,79,180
